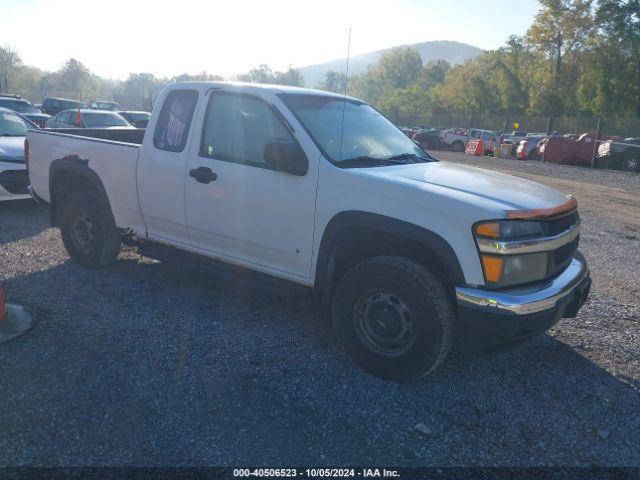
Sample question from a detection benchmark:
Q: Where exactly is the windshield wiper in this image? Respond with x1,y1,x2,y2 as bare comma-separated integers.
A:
385,153,433,163
337,155,410,168
338,152,435,168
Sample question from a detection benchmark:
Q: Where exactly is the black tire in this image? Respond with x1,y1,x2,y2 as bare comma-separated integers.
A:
331,256,455,381
452,140,465,152
60,191,121,268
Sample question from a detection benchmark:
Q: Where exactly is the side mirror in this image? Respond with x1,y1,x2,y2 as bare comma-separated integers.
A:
263,140,308,176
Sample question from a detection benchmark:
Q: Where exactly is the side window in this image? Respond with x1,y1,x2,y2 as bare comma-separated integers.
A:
470,130,481,139
58,111,71,125
481,132,492,142
200,92,294,168
153,90,198,152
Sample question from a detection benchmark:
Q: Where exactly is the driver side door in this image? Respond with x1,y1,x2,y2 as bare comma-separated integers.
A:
184,91,319,282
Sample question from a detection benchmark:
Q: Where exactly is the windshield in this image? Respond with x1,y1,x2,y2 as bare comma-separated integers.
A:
95,102,120,110
0,110,30,136
61,100,87,110
0,98,40,114
279,94,427,164
83,112,129,127
126,112,150,122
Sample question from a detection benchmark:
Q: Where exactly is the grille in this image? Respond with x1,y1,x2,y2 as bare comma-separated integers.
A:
544,210,579,235
543,210,580,278
0,169,29,194
554,237,579,267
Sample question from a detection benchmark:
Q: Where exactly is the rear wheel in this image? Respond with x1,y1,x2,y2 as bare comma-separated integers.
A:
331,256,455,381
60,191,121,268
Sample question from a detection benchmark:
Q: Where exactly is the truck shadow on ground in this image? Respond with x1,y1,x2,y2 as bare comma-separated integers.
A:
0,200,49,244
1,253,639,466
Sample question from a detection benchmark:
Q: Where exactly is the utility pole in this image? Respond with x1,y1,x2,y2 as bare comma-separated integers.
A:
590,118,601,168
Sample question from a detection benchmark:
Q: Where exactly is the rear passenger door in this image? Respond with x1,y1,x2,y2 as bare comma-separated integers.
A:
184,90,319,282
137,89,199,245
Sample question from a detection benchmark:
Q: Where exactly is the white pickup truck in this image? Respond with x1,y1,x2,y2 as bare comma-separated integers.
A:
26,82,591,380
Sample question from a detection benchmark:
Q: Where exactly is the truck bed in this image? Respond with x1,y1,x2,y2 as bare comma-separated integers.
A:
27,128,145,231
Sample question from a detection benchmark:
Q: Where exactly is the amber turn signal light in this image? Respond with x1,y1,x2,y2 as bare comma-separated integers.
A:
480,255,504,283
475,222,500,238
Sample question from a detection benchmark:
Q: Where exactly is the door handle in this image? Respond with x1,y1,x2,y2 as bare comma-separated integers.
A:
189,166,218,184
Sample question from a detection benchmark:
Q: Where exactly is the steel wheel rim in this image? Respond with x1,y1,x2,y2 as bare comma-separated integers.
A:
72,213,96,253
354,291,415,357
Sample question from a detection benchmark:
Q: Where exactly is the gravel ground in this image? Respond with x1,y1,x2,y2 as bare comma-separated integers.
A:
0,154,639,467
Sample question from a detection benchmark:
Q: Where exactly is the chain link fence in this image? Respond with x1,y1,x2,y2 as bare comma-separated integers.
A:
395,113,639,139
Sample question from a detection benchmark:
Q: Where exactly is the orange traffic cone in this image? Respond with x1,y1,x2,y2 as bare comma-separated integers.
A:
0,284,34,344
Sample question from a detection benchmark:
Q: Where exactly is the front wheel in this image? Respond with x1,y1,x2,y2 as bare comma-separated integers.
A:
451,141,465,152
60,191,121,268
331,256,455,381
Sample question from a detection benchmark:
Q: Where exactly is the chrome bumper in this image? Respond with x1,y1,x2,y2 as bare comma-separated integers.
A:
456,256,589,316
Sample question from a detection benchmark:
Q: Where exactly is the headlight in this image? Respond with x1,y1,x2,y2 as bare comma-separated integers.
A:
475,220,544,240
474,221,548,288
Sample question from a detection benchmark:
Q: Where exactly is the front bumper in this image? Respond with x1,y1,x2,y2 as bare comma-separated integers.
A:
456,254,590,348
0,167,30,201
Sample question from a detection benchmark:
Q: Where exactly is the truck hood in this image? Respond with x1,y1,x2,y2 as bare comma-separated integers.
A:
362,161,571,213
0,136,25,161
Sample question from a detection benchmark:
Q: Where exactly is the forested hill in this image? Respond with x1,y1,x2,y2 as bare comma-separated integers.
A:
297,40,482,87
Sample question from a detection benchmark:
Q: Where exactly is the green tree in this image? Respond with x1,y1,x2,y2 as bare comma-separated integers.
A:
55,58,94,100
238,64,304,86
274,66,304,86
317,70,346,93
595,0,640,116
435,57,500,114
117,73,165,110
350,47,425,106
526,0,595,113
0,45,22,93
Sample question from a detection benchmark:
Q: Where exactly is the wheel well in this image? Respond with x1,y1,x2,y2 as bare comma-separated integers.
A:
319,226,455,306
50,169,100,226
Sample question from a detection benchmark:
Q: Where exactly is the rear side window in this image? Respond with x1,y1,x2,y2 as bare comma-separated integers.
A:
153,90,198,152
199,92,294,168
84,112,129,127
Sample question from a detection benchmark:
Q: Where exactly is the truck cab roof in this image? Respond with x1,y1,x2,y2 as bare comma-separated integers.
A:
163,81,360,101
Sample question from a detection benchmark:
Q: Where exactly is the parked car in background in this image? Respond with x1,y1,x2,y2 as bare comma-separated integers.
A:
42,97,88,116
516,135,545,160
563,133,580,141
90,101,121,111
597,139,640,172
0,107,34,201
27,81,590,380
440,128,499,154
0,94,50,128
538,132,623,167
412,128,442,150
500,130,527,147
46,109,134,129
118,110,151,128
440,128,468,152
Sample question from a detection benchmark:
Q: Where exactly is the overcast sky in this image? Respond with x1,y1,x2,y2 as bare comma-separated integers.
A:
1,0,541,79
